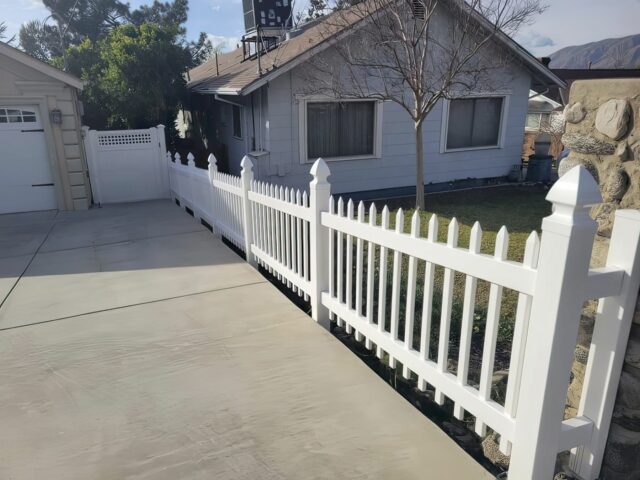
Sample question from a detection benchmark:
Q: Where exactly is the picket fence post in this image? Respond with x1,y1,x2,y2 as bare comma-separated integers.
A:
207,153,220,237
166,151,174,201
309,158,331,330
569,209,640,479
240,156,256,267
509,166,603,479
173,152,182,205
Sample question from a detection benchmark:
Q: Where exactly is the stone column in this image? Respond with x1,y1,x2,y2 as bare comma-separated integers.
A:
559,78,640,479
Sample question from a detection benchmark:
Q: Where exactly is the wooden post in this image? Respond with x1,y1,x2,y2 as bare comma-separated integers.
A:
240,156,256,267
570,209,640,479
509,166,602,479
309,158,331,330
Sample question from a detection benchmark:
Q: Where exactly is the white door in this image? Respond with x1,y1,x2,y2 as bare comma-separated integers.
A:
0,106,57,214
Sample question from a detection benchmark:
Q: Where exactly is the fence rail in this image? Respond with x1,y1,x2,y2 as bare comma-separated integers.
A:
166,151,640,480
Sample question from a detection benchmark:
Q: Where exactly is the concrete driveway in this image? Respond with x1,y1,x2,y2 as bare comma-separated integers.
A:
0,201,492,480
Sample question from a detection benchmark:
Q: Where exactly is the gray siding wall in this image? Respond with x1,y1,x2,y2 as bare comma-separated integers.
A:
256,62,531,194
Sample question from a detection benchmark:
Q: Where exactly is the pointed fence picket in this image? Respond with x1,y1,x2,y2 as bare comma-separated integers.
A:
167,151,640,480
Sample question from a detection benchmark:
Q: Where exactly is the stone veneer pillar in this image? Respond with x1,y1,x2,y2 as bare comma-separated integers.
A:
558,78,640,479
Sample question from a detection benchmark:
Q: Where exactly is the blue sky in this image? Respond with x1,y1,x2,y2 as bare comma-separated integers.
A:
1,0,639,56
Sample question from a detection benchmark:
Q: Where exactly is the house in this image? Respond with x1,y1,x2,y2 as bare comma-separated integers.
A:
185,1,565,196
523,89,564,160
0,42,90,214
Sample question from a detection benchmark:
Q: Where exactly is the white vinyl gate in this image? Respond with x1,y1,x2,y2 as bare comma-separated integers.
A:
83,126,169,204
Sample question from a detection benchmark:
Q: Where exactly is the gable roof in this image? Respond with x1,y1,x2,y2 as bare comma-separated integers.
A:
0,42,83,90
187,2,565,96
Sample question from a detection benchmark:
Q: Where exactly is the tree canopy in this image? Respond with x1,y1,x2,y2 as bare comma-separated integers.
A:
19,0,212,132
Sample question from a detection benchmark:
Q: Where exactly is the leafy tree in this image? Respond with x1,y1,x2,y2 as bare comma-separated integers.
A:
19,20,66,62
66,22,192,130
19,0,213,132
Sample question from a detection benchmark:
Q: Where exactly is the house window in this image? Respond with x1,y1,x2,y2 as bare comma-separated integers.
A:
526,112,550,131
445,97,505,150
306,100,377,161
232,105,242,139
0,108,37,124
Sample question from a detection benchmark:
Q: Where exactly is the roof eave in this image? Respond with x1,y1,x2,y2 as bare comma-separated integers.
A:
0,42,84,90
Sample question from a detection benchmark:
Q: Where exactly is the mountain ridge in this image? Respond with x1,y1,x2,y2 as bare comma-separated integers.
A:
549,34,640,69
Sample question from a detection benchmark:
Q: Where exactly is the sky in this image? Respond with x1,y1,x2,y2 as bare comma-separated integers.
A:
1,0,639,57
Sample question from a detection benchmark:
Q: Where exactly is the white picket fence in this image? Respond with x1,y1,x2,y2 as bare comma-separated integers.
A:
167,151,640,480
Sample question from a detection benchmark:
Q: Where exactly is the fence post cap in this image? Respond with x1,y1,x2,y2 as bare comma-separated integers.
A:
546,165,602,209
156,124,165,129
240,155,254,172
310,158,330,184
207,153,217,167
174,152,181,162
187,152,195,166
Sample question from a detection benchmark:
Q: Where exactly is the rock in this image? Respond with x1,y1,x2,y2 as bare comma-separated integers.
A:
596,99,631,140
558,154,599,183
621,166,640,209
574,345,590,364
554,473,578,480
601,164,629,202
625,325,640,370
591,202,617,237
491,371,509,404
615,142,632,161
602,423,640,474
482,432,510,470
632,142,640,162
563,133,617,155
558,156,580,177
615,367,640,411
566,360,586,418
564,102,586,124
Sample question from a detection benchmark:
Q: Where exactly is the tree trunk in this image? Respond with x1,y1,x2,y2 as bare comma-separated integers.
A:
415,121,425,210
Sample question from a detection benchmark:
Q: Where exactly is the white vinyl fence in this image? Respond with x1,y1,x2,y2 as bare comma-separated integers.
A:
84,125,169,204
167,151,640,480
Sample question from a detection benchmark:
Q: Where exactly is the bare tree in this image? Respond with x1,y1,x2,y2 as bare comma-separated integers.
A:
303,0,546,208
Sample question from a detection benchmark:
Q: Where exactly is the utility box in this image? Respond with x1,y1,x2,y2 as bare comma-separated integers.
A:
243,0,293,33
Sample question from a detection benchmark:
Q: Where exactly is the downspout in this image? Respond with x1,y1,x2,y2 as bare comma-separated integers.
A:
251,93,256,151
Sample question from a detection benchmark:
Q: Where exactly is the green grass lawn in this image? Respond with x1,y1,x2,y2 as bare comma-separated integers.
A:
346,185,552,382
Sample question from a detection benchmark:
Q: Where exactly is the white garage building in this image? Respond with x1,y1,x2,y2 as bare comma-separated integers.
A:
0,42,90,214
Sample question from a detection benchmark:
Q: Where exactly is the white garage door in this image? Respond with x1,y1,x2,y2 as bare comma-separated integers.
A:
0,106,57,214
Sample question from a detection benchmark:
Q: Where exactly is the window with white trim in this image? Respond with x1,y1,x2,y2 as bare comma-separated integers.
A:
232,105,242,139
0,108,37,124
304,100,380,162
526,112,550,131
445,97,505,150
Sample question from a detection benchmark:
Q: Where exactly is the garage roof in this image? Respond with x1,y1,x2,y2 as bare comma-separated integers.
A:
0,42,83,91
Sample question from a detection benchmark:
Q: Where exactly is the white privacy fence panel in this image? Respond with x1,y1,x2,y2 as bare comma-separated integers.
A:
84,125,169,204
166,151,640,480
